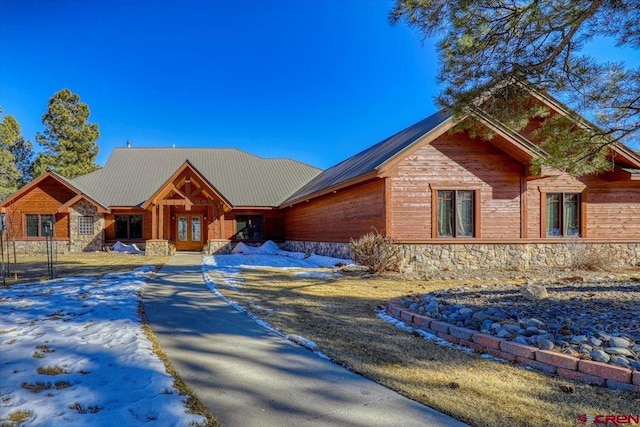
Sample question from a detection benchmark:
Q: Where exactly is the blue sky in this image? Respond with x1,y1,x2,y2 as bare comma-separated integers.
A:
1,1,637,170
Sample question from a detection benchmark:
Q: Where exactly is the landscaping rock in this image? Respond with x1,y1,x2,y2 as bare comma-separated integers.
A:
610,355,631,369
590,350,610,363
537,338,554,351
425,300,439,314
588,337,603,347
497,329,512,339
604,347,635,357
526,318,545,328
570,335,588,344
521,283,548,300
608,337,631,348
397,276,638,374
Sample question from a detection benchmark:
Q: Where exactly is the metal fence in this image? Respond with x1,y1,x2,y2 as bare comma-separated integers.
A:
1,228,58,286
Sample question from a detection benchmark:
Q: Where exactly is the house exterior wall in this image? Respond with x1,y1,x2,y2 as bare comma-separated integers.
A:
104,208,152,243
283,179,386,243
2,177,75,240
69,200,105,252
388,132,523,240
580,177,640,239
282,127,640,270
223,209,286,241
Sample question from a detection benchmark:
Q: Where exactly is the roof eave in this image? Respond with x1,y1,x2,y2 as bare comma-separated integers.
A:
280,171,379,208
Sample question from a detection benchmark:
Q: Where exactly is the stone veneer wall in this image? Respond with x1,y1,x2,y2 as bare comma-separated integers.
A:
69,200,105,252
206,240,235,255
282,240,640,271
280,241,352,260
145,240,169,256
5,240,71,254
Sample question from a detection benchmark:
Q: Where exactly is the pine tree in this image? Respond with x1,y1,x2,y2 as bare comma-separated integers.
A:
0,112,33,199
390,0,640,176
32,89,100,179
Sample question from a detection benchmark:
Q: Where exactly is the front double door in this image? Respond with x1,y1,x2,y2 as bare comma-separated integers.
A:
175,213,203,251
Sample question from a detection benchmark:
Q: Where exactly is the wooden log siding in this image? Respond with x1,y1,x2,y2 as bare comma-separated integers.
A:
389,133,523,241
284,180,386,242
224,209,286,241
580,178,640,238
104,209,152,242
3,177,76,239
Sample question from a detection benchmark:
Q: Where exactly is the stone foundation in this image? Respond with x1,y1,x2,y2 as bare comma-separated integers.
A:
280,241,352,260
2,239,71,255
206,240,235,255
402,242,640,272
145,240,169,256
283,240,640,272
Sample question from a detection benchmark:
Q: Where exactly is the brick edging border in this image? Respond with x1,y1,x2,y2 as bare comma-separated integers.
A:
386,298,640,393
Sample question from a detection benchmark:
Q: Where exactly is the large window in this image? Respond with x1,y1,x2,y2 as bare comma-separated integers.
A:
25,214,55,237
437,190,475,237
546,193,580,237
236,215,263,240
115,215,143,239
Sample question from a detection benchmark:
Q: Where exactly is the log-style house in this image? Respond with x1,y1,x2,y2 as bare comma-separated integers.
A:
2,88,640,270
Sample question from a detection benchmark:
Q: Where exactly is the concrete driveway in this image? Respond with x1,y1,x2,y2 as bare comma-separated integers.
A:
143,253,468,427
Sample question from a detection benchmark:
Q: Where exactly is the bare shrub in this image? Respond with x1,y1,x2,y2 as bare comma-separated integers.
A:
350,229,402,274
567,241,611,271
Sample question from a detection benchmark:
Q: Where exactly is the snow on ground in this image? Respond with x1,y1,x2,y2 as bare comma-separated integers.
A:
0,267,204,427
202,242,353,359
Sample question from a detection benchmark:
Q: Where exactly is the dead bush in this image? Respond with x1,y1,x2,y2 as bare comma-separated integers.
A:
350,230,402,274
568,242,611,271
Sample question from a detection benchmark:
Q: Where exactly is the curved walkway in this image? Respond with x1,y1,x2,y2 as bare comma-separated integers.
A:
143,253,468,427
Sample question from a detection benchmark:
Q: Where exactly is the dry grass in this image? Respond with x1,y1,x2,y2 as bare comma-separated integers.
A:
1,410,32,427
68,402,101,414
56,252,170,278
2,252,170,285
210,266,640,427
20,381,71,393
36,366,67,376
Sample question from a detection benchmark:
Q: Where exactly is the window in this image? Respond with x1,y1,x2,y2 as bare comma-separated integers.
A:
25,214,55,237
437,190,474,237
115,215,143,239
236,215,263,240
78,216,94,235
546,193,580,237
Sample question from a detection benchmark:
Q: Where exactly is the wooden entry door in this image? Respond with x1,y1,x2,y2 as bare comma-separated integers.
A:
175,214,203,251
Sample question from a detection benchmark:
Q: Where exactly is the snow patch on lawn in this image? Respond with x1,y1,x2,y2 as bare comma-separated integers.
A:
202,241,353,360
0,267,204,427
